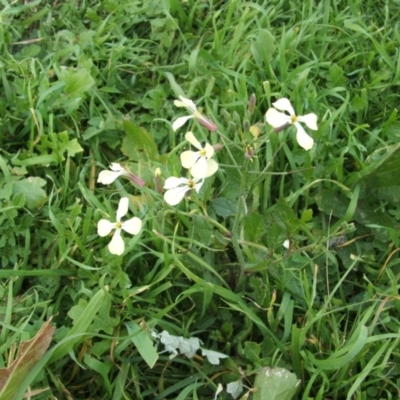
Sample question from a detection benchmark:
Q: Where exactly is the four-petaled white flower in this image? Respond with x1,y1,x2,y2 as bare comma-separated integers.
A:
172,96,217,132
265,98,318,151
180,132,218,178
97,163,145,187
97,197,142,255
163,176,204,206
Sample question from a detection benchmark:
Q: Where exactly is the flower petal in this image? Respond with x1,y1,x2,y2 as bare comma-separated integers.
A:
265,108,291,128
193,179,204,193
116,197,129,221
108,229,125,255
272,98,295,115
295,123,314,150
204,143,214,158
109,163,124,172
172,115,194,132
180,150,198,169
204,159,219,178
298,113,318,130
189,157,208,179
97,219,115,237
122,217,142,235
97,170,123,185
185,131,202,150
164,186,189,206
164,176,189,190
174,96,197,113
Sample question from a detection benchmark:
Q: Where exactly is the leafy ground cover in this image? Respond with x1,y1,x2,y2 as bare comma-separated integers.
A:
1,0,400,399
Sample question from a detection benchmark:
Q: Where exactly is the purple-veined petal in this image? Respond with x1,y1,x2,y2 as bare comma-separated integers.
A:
97,219,116,237
272,98,295,115
265,108,291,128
185,131,202,150
295,123,314,150
108,229,125,255
298,113,318,130
122,217,142,235
180,150,199,169
163,176,189,190
172,115,194,132
164,186,189,206
116,197,129,221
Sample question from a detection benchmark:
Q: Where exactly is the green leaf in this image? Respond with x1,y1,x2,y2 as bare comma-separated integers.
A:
253,367,300,400
126,321,158,369
59,67,95,98
49,287,108,363
211,197,237,218
121,120,159,162
243,212,266,242
226,379,243,400
12,177,47,209
243,341,261,364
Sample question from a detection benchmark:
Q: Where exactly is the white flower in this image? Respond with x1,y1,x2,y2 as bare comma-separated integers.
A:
172,96,217,132
163,176,204,206
97,197,142,255
97,163,145,187
283,239,290,249
265,98,318,150
180,132,218,178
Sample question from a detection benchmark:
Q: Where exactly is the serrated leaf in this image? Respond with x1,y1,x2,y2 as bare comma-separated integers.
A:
12,177,47,209
59,67,95,98
253,367,300,400
243,212,266,242
243,341,261,364
212,197,237,218
200,348,228,365
227,379,244,399
121,120,159,162
0,320,55,400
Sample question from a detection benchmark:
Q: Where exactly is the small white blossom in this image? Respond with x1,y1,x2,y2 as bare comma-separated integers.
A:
265,98,318,150
97,163,145,187
172,96,217,132
180,132,218,178
97,197,142,255
163,176,204,206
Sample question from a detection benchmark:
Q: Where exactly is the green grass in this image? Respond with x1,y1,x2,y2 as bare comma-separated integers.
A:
1,0,400,399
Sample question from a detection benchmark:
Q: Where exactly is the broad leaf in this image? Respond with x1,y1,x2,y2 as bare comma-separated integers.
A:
253,367,300,400
227,379,244,399
121,120,159,162
13,177,47,209
126,321,158,369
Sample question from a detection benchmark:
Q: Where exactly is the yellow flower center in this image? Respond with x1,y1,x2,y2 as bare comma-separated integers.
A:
115,221,122,229
290,115,298,124
199,149,206,157
187,179,195,189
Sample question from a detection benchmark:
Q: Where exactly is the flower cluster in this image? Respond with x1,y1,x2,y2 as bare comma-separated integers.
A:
95,95,318,254
164,97,219,206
